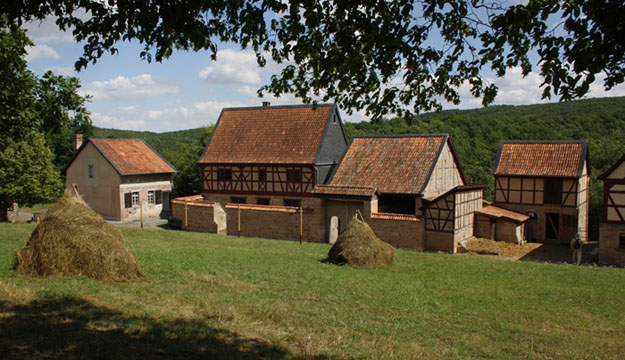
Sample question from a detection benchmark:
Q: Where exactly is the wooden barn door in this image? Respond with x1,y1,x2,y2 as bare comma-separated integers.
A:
545,213,560,241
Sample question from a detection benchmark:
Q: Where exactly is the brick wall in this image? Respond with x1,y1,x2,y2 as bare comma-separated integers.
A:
225,199,326,242
367,213,424,250
171,195,222,233
599,222,625,266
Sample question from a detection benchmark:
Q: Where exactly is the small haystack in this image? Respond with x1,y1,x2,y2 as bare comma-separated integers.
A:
328,214,395,267
15,191,143,281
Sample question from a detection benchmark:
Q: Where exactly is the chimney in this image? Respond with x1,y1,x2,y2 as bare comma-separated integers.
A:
73,134,83,152
262,101,271,107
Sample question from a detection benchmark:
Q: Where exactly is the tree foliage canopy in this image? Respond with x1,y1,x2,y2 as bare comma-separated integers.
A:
3,0,624,119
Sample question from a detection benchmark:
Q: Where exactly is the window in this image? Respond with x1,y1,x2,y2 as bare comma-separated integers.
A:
620,233,625,250
284,199,301,208
218,169,232,180
258,169,266,181
257,198,270,205
88,164,95,178
147,190,155,205
287,169,302,182
544,178,562,205
132,191,139,206
230,197,246,204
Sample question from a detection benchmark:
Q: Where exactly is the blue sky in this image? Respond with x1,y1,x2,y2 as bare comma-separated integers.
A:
23,15,625,133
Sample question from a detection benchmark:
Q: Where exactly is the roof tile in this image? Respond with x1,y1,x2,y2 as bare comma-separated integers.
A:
493,141,586,177
199,105,334,164
328,135,447,194
312,184,377,197
90,138,176,175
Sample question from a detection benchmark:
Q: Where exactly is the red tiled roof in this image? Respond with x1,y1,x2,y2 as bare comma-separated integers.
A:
476,205,530,223
224,203,313,214
312,185,377,197
199,104,335,164
493,141,587,177
327,135,448,194
90,138,176,175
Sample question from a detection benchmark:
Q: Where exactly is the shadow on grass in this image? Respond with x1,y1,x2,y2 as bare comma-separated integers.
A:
519,243,598,264
0,296,326,359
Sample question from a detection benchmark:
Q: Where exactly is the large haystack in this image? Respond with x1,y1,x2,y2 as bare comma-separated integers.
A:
328,214,395,267
15,191,143,281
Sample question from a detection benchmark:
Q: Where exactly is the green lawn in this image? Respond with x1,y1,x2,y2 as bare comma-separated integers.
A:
1,223,624,359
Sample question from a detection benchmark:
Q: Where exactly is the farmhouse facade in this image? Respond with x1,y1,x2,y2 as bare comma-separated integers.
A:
64,137,176,220
491,140,589,244
598,154,625,265
172,103,348,242
314,135,484,252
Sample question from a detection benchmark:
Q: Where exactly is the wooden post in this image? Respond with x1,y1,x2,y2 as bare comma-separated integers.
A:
140,196,144,229
238,204,241,238
299,206,303,245
184,200,188,231
71,184,79,197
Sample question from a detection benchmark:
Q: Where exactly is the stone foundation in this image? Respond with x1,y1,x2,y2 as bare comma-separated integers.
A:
599,222,625,266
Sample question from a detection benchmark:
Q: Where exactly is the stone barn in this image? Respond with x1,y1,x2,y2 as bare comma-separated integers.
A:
314,134,484,253
598,154,625,265
172,103,348,242
491,140,589,244
64,137,176,220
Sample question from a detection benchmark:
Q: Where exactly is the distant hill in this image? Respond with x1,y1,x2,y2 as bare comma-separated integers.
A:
92,127,209,156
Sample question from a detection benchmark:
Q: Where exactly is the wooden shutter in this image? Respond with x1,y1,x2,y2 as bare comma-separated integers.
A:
155,190,163,204
124,193,132,208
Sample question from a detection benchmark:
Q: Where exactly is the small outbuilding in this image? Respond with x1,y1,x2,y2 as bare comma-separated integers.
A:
475,203,531,245
64,136,176,220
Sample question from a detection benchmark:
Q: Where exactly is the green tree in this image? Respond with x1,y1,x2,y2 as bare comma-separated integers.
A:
2,1,624,120
0,132,63,217
0,18,92,216
164,127,213,196
0,19,93,166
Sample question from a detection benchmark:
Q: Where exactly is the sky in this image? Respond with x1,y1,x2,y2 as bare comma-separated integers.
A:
22,15,625,133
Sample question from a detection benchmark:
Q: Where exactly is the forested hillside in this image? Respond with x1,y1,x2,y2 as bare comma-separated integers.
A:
95,96,625,240
92,127,207,155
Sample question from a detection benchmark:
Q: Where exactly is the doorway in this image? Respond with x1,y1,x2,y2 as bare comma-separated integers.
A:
545,213,560,241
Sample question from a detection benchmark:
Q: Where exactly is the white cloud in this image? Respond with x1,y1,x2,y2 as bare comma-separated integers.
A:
43,66,76,76
23,18,75,43
199,49,262,85
81,74,179,102
91,112,146,130
146,100,244,128
26,45,62,61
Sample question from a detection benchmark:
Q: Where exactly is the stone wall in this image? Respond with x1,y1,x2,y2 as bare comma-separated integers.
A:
368,213,424,250
171,195,223,233
225,198,325,242
424,230,455,253
599,222,625,266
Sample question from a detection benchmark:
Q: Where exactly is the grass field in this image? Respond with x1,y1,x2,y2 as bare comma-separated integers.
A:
1,223,624,359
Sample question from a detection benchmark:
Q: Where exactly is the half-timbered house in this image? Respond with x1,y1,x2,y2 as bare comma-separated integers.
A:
314,134,484,252
491,140,589,244
172,103,348,242
598,154,625,265
64,136,176,220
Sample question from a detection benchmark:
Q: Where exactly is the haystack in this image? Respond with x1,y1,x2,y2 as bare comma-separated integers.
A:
15,191,143,281
328,214,395,267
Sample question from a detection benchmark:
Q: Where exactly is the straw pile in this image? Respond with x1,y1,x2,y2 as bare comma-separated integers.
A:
328,214,395,267
15,191,143,281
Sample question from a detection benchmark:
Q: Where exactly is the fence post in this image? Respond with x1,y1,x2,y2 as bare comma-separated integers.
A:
238,204,241,238
299,206,303,245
